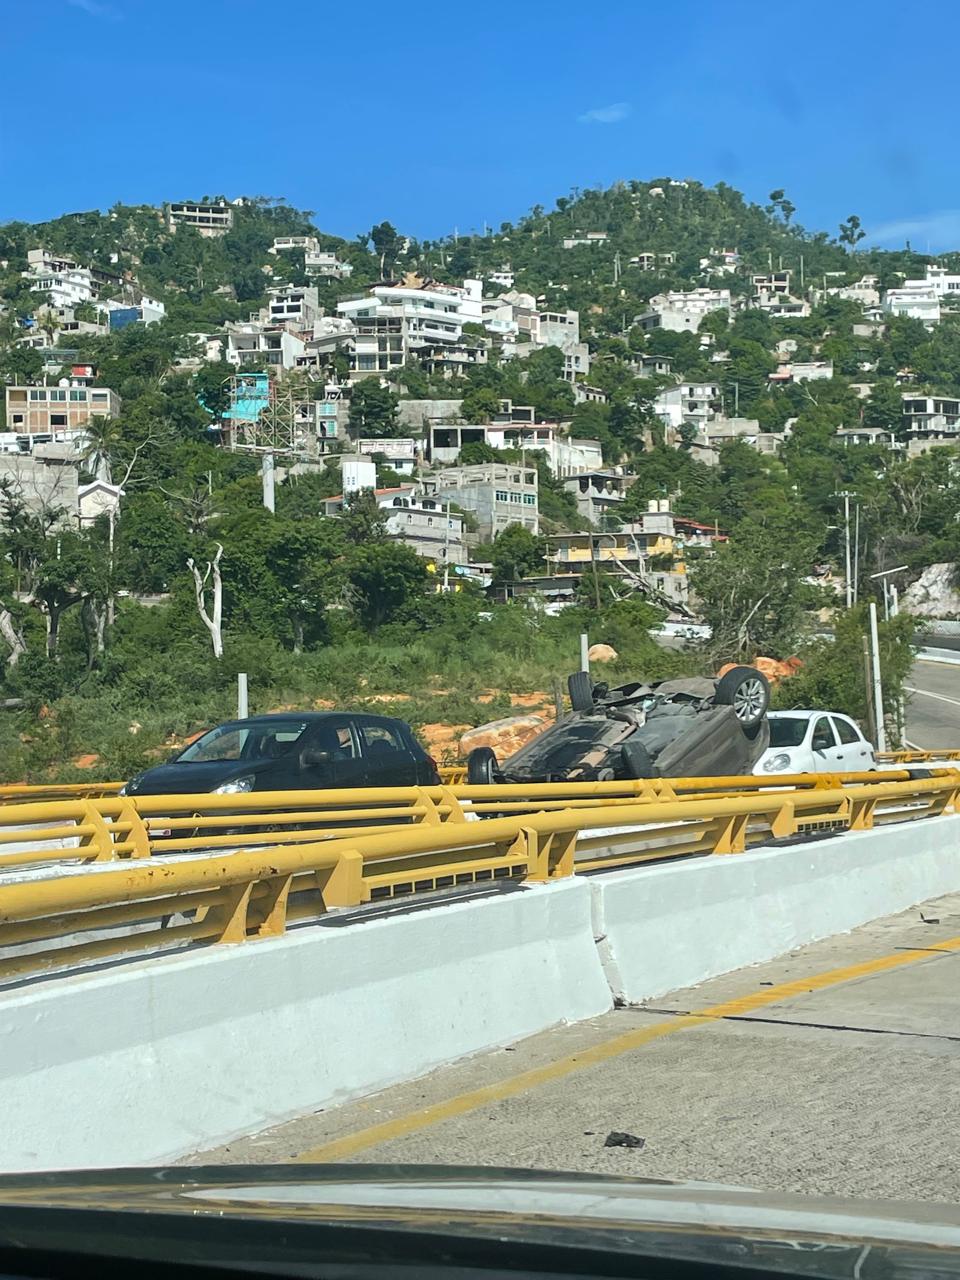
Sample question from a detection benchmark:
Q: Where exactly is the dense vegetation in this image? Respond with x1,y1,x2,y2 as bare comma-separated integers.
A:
0,181,953,776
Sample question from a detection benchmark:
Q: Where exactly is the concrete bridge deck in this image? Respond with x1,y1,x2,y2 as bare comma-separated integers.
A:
196,889,960,1204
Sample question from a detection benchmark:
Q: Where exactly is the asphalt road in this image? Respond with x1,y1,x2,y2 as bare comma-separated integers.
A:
194,892,960,1203
905,657,960,751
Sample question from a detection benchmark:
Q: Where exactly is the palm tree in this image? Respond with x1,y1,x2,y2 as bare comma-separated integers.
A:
82,414,123,484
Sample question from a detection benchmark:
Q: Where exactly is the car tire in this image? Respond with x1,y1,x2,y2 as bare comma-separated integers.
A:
715,666,770,728
568,670,595,712
466,746,498,786
621,739,658,779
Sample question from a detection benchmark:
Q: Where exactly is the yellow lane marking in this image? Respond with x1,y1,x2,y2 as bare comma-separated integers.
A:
295,932,960,1163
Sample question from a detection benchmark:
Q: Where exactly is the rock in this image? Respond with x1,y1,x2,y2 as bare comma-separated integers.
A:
128,721,142,735
420,723,472,758
717,656,801,686
73,754,99,770
604,1131,645,1149
588,643,618,663
901,563,960,619
460,714,548,760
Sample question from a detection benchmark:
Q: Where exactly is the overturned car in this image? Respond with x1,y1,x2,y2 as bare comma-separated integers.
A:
467,666,770,784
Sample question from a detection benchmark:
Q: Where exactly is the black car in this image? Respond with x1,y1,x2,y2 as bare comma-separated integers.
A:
467,666,771,784
122,712,440,796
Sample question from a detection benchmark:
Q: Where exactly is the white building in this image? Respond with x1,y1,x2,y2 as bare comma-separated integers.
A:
305,249,353,279
264,285,321,327
884,284,941,325
653,382,722,429
488,267,515,289
919,264,960,297
166,201,233,236
562,469,634,527
24,257,97,309
356,437,419,476
224,323,306,370
269,235,320,256
78,479,124,527
421,462,539,539
829,275,881,307
700,247,739,275
901,394,960,443
337,278,484,378
428,421,602,474
636,288,732,333
562,231,608,249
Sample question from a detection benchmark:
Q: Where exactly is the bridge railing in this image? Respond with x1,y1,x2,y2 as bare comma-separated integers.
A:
0,769,955,871
0,772,957,984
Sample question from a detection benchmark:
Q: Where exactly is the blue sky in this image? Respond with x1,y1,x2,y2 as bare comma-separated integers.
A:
3,0,958,249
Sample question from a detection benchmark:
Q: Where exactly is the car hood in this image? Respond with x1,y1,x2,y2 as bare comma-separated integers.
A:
1,1166,960,1274
126,759,270,795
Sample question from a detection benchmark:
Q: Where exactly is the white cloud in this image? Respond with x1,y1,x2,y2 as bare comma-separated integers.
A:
65,0,118,18
577,102,631,125
863,210,960,250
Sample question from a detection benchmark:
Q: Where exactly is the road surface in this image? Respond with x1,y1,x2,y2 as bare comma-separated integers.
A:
906,656,960,751
194,890,960,1203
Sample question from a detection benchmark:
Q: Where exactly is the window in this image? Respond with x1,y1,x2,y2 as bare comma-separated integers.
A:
29,390,46,401
69,390,87,402
833,716,861,745
523,494,536,506
92,392,108,403
360,722,404,756
50,414,67,426
510,492,522,504
49,389,66,401
811,717,836,751
495,489,508,502
12,414,23,425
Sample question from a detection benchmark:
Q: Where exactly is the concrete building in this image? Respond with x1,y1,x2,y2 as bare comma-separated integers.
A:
428,421,602,474
636,288,732,333
269,236,320,256
562,469,634,527
769,361,834,385
421,462,538,539
224,323,306,370
751,271,792,297
654,381,722,430
23,248,98,309
322,482,467,564
632,353,673,378
166,201,233,236
106,295,166,329
487,267,515,289
884,284,941,325
78,479,124,526
338,278,485,378
901,395,960,444
355,437,419,476
562,231,608,249
699,247,739,275
264,285,321,327
306,249,353,280
4,378,119,443
829,275,881,307
0,449,79,524
836,426,902,450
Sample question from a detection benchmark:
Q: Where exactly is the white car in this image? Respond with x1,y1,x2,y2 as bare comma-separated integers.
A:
754,710,876,776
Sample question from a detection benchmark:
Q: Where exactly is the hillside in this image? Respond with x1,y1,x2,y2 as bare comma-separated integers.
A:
0,178,952,776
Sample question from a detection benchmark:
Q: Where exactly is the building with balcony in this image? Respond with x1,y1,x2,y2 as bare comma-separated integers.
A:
654,382,722,430
4,379,120,445
166,201,234,236
421,462,538,539
901,394,960,445
884,283,941,325
428,421,602,474
264,285,321,327
337,278,484,378
224,323,306,370
562,231,608,249
635,288,732,333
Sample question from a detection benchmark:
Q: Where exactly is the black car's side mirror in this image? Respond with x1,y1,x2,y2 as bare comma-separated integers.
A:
299,748,331,771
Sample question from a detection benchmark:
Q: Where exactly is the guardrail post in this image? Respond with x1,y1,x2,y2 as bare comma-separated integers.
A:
255,874,294,937
770,800,796,840
524,827,578,881
116,799,151,858
926,785,960,817
213,882,256,943
316,849,365,908
434,787,466,822
848,796,877,831
713,812,749,854
78,801,119,861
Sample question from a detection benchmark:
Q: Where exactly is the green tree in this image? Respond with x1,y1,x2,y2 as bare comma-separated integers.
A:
490,524,546,585
348,380,400,437
368,221,402,278
690,510,822,660
460,386,500,422
347,541,427,630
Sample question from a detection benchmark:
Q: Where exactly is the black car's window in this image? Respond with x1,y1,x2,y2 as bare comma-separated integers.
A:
305,721,358,760
179,721,309,763
833,716,861,745
360,722,406,758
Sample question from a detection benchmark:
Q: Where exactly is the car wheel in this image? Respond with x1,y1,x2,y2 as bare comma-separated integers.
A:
466,746,498,785
568,670,595,712
715,666,770,727
621,739,658,779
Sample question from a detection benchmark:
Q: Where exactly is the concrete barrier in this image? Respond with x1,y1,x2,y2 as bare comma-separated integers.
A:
591,814,960,1003
0,878,611,1171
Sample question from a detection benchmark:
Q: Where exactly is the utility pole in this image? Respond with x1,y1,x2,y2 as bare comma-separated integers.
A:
869,600,886,752
852,502,860,604
261,451,275,513
835,491,856,609
800,253,805,290
443,501,451,592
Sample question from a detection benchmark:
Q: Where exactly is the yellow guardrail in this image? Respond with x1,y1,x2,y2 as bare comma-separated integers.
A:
0,769,953,870
879,749,960,763
0,772,956,984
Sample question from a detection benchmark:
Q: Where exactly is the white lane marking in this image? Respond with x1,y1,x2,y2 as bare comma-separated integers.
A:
905,685,960,709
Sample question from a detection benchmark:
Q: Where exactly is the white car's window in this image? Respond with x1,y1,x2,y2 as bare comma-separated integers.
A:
768,717,809,748
832,717,861,745
811,717,836,751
